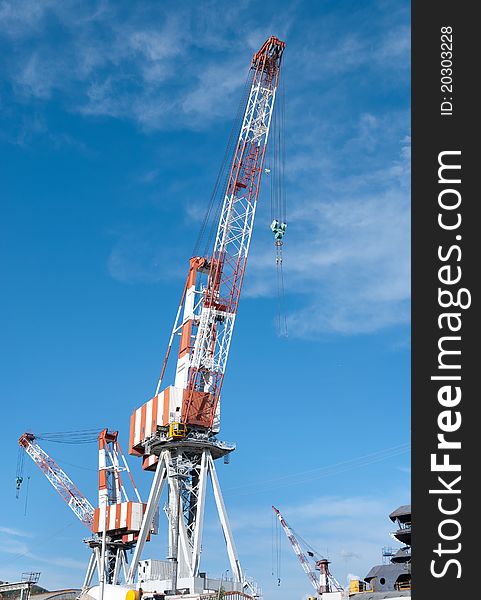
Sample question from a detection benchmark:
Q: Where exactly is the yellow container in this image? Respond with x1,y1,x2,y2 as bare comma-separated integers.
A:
349,579,366,592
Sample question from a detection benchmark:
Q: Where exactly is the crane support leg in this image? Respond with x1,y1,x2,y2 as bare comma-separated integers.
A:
190,449,208,577
127,452,168,583
121,550,129,582
112,548,123,585
82,552,97,591
176,484,193,576
208,454,243,583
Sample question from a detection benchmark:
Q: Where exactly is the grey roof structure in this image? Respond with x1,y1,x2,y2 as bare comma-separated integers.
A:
389,505,411,523
391,548,411,563
364,562,411,595
365,563,408,583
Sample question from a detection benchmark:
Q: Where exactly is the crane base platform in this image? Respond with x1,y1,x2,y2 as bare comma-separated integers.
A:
81,582,254,600
146,435,236,462
136,560,247,598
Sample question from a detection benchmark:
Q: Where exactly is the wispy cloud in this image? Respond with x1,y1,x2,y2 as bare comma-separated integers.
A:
223,443,410,499
0,530,86,570
0,0,410,338
0,525,33,537
0,1,264,131
107,227,186,284
0,0,53,38
1,1,407,131
246,123,410,335
198,492,410,598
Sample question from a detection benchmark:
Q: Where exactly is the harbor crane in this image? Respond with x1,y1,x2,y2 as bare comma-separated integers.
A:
17,430,147,589
272,506,343,598
125,36,286,597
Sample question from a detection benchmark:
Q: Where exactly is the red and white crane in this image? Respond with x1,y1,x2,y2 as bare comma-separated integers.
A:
126,36,286,596
272,506,343,597
17,430,146,589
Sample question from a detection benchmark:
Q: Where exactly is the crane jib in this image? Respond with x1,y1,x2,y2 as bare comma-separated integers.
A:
181,37,285,430
18,433,96,530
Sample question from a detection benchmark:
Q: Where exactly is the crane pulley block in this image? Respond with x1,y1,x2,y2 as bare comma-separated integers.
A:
270,219,287,241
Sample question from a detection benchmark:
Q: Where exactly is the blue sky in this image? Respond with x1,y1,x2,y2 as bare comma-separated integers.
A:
0,1,410,598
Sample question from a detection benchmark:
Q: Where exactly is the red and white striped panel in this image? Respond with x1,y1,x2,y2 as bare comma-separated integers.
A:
93,501,145,534
142,454,159,471
129,386,183,455
122,531,151,543
174,261,197,389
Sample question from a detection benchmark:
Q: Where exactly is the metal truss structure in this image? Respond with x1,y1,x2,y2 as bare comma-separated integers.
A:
0,573,41,600
85,429,146,591
272,506,343,596
127,36,285,597
182,37,284,430
18,432,95,530
18,430,145,591
126,443,240,591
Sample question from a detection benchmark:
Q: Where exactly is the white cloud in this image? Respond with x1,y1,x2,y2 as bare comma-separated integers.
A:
0,531,86,571
0,525,33,537
200,492,410,600
0,0,52,38
107,230,185,284
0,1,252,131
14,53,54,98
0,1,410,337
377,24,410,62
0,537,31,555
0,0,409,133
181,58,247,122
245,127,410,336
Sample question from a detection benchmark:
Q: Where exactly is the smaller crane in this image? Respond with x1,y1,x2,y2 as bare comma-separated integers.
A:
17,430,148,590
272,506,343,597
